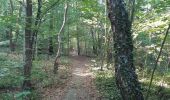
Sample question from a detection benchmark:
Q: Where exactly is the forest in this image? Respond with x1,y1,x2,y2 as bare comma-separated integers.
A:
0,0,170,100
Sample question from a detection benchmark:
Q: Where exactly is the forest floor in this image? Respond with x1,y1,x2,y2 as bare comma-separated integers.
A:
42,55,102,100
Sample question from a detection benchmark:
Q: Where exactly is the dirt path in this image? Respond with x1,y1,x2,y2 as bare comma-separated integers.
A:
42,56,101,100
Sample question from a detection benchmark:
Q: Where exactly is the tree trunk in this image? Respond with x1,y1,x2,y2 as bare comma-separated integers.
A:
48,11,54,56
67,20,70,56
106,29,113,69
54,34,61,74
48,37,54,55
9,28,15,51
85,36,87,56
107,0,144,100
53,3,68,74
97,31,101,53
91,28,97,55
32,0,42,59
76,2,80,56
14,3,23,50
76,26,80,55
9,0,15,52
23,0,33,91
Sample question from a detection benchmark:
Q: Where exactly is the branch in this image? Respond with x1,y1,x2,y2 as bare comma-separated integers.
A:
33,0,61,33
31,0,60,46
146,24,170,100
17,0,26,7
31,0,42,45
53,2,68,74
9,0,14,14
130,0,135,25
58,3,68,35
41,0,60,18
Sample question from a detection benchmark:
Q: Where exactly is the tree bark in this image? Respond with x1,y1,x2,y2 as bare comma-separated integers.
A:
76,26,80,55
76,2,80,56
23,0,33,91
48,11,54,56
91,28,97,55
32,0,42,59
67,18,70,56
9,0,15,52
107,0,144,99
48,37,53,55
97,31,101,53
53,3,68,74
15,2,23,50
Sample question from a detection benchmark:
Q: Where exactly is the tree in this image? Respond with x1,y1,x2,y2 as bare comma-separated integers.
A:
48,11,54,56
53,2,68,74
8,0,15,51
76,25,80,55
23,0,33,90
107,0,144,99
32,0,42,59
76,2,80,56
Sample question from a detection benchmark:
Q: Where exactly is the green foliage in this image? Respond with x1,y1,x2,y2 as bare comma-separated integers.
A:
141,80,170,100
95,71,122,100
0,91,34,100
0,53,23,88
0,93,15,100
60,56,71,65
0,52,71,99
135,32,151,46
0,0,170,99
14,91,31,100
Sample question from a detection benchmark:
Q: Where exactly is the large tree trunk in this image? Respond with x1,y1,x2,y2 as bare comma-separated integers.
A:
107,0,144,100
23,0,33,91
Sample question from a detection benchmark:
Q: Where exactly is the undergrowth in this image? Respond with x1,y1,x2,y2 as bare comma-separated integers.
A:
0,52,71,99
91,60,170,100
94,70,122,100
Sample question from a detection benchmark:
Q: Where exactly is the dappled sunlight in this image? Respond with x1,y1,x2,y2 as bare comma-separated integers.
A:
91,59,96,63
91,67,101,71
0,0,170,99
139,78,148,82
85,64,90,67
72,68,92,77
73,71,92,77
155,81,170,88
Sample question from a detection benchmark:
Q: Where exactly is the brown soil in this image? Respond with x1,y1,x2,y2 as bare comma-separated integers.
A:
42,56,101,100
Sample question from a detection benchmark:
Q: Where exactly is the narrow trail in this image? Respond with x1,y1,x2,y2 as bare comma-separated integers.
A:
42,56,101,100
